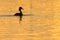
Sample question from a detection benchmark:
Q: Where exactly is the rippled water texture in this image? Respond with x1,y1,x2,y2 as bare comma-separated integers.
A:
0,0,60,40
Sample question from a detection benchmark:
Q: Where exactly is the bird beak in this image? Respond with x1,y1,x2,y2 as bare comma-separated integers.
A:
22,8,23,10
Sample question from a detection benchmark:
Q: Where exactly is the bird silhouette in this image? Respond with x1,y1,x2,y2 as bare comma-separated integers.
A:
14,7,23,16
14,7,23,21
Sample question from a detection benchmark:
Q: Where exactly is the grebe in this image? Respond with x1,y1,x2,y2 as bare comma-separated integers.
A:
14,7,23,16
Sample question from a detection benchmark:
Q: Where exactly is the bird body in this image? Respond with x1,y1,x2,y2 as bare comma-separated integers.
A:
14,13,23,16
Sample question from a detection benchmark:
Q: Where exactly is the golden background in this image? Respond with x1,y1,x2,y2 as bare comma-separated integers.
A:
0,0,60,40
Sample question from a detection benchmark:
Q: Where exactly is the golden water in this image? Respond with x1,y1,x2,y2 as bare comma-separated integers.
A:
0,0,60,40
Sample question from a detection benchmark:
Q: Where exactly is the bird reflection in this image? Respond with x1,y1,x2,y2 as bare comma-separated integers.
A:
14,7,23,21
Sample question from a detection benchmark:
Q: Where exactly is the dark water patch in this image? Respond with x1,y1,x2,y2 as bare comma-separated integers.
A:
0,14,34,17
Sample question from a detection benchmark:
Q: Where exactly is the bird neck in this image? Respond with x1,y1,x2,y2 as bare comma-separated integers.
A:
20,9,22,13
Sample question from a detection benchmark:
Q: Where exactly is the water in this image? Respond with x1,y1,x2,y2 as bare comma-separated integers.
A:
0,14,60,40
0,14,55,40
0,0,60,40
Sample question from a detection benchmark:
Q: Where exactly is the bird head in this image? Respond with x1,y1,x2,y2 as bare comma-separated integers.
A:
19,7,23,10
